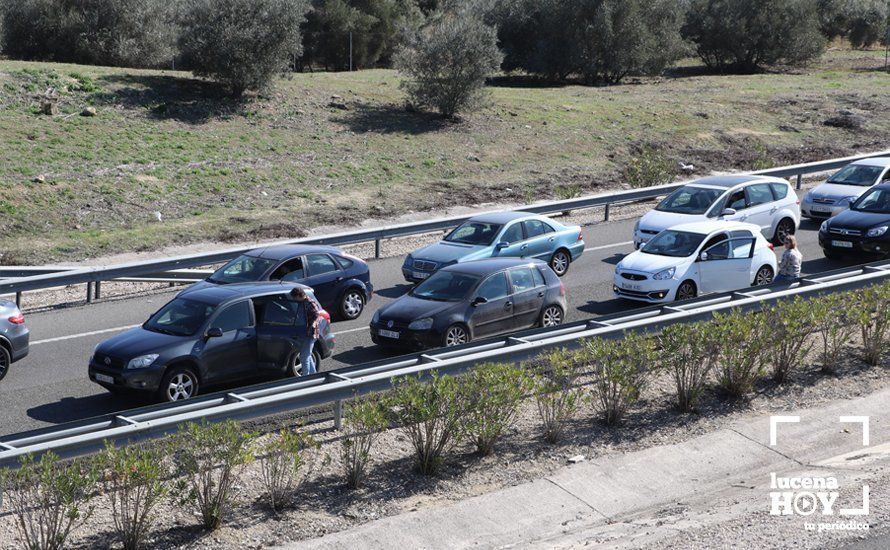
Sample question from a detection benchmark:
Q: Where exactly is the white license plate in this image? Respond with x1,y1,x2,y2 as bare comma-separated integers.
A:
812,205,831,213
832,240,854,248
621,283,642,291
378,329,400,339
412,271,430,280
95,373,115,384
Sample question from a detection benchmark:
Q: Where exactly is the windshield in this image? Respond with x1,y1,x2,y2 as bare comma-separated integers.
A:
852,188,890,214
208,255,276,284
144,298,216,336
444,222,503,246
409,271,481,301
655,186,723,215
642,230,708,258
827,165,883,187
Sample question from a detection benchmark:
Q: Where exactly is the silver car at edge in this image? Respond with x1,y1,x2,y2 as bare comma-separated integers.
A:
0,299,29,381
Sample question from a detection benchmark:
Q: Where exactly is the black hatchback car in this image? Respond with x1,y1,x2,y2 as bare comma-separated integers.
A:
370,258,567,351
89,283,335,402
819,183,890,260
183,245,373,320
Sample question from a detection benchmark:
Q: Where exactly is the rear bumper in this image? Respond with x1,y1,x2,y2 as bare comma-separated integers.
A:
8,329,29,363
567,241,586,260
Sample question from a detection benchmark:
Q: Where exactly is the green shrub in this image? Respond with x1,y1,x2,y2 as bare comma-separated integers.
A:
713,310,769,398
173,420,255,530
259,428,316,513
810,292,857,374
0,452,97,550
389,372,466,475
395,12,503,117
98,443,168,550
849,283,890,366
460,362,531,456
178,0,310,96
585,334,654,425
624,145,675,188
530,348,585,443
683,0,827,71
658,322,719,413
340,395,389,489
765,298,816,383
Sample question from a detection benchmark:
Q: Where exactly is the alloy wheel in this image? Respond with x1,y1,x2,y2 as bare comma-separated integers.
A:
342,291,364,319
754,266,774,286
445,326,468,347
550,251,570,276
0,348,9,382
676,282,696,301
541,306,563,327
775,219,795,244
166,373,196,401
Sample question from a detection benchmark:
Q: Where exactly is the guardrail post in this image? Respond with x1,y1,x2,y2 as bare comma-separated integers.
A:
15,292,21,308
86,282,93,303
333,400,343,430
374,239,381,259
604,203,611,222
94,281,102,300
796,174,802,190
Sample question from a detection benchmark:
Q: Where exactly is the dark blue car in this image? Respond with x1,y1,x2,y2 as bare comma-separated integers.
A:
183,245,373,320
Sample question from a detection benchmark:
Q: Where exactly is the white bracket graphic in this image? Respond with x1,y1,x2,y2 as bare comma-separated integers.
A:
770,415,800,446
839,416,870,446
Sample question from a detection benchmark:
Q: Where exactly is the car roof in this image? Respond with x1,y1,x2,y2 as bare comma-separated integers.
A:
442,257,547,275
177,281,312,305
245,244,342,261
850,157,890,168
666,220,761,235
469,211,538,224
688,175,781,189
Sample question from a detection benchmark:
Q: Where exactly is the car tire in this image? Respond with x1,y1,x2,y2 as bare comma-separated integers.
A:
339,288,366,320
549,249,571,277
676,280,697,301
773,218,796,245
157,365,199,403
288,347,323,376
753,265,774,286
0,345,10,382
539,305,564,327
443,324,470,347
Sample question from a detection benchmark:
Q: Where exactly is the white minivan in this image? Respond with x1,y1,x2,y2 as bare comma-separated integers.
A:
801,158,890,220
633,175,801,249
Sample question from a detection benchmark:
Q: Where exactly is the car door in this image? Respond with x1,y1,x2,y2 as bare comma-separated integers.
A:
742,183,778,235
469,272,514,338
253,294,298,372
269,257,306,283
508,266,545,329
303,253,343,308
200,300,256,383
698,236,755,294
493,222,527,258
522,219,556,260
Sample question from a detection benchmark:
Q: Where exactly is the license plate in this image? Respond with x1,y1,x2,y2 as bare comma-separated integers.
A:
832,240,853,249
812,205,831,213
412,271,430,280
378,329,400,339
95,373,115,384
621,283,642,291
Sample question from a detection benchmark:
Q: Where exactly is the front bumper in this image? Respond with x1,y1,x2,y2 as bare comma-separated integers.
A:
818,232,890,257
402,267,436,284
613,274,673,303
88,360,165,392
801,199,846,220
369,322,442,351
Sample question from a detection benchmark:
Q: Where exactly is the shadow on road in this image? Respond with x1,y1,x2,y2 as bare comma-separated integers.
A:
332,345,394,366
374,284,412,299
27,393,140,425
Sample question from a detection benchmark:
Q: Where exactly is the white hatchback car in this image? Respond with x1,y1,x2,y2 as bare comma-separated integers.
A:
633,175,800,249
615,221,777,303
801,157,890,220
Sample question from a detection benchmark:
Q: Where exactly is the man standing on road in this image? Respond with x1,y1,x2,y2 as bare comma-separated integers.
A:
289,287,321,375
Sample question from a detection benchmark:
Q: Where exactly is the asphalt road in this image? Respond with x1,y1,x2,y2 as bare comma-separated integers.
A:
0,214,838,437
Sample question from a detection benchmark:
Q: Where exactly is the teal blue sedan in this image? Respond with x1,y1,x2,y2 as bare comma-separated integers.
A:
402,211,585,283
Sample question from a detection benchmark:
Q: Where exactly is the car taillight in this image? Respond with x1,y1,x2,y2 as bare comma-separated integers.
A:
577,232,584,241
319,310,331,322
559,281,566,296
8,314,24,325
768,243,774,250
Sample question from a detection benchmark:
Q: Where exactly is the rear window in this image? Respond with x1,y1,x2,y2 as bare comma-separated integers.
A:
334,255,354,269
770,183,789,200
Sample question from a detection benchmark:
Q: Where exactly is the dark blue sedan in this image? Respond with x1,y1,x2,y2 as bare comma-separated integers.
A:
183,245,373,320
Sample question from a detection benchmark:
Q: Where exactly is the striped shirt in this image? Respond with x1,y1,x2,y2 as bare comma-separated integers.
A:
778,249,802,278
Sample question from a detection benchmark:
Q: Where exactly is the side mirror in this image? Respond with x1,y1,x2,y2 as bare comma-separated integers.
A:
699,251,709,262
720,208,737,217
844,197,855,207
471,296,488,307
495,242,508,250
206,327,224,338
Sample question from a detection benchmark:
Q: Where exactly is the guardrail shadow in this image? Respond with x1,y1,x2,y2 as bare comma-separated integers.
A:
27,393,139,425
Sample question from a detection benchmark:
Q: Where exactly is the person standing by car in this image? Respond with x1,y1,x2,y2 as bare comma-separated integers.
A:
290,287,321,375
774,235,802,283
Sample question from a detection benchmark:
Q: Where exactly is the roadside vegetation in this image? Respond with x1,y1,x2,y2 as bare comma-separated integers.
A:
3,281,890,547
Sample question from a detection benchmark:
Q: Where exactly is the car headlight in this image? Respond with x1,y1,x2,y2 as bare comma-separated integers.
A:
615,265,621,275
126,354,159,370
820,220,830,233
633,220,640,233
372,309,381,324
408,317,434,331
653,267,676,281
403,254,414,267
803,191,812,202
867,226,888,238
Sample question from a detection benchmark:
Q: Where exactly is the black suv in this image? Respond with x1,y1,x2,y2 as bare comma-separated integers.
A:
89,283,335,402
819,183,890,260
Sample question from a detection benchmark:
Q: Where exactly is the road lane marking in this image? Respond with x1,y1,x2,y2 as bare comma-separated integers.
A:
31,324,142,345
585,241,633,252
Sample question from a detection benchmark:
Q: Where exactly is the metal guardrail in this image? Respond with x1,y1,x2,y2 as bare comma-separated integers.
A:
2,259,888,467
2,149,889,307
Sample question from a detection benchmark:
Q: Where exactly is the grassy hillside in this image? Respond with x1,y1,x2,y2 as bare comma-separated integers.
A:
1,48,888,263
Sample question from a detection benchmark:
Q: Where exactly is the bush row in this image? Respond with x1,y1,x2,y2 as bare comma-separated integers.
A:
3,281,890,549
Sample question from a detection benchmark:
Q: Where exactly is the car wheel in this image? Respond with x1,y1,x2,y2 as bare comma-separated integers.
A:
288,348,323,376
540,305,564,327
444,324,470,347
753,265,774,286
339,288,365,320
676,280,697,301
773,218,796,245
0,346,10,382
158,366,199,403
549,249,571,277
